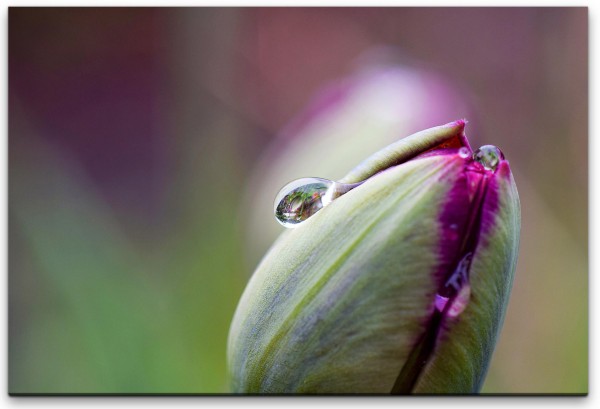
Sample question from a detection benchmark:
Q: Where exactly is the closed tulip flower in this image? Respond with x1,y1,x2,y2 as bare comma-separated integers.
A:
228,120,520,394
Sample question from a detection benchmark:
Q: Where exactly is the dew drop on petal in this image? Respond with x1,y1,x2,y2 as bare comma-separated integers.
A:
458,147,471,159
274,178,362,228
473,145,504,171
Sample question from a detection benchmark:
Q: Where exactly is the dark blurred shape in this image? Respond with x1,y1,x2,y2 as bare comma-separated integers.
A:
10,8,170,239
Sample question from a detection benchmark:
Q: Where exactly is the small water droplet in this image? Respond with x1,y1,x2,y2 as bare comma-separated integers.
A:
458,147,471,159
473,145,504,171
274,178,362,228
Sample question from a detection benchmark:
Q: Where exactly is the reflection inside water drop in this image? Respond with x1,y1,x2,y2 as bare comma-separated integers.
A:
274,178,362,228
473,145,504,171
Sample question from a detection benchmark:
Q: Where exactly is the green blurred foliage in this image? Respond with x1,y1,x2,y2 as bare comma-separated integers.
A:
10,120,245,393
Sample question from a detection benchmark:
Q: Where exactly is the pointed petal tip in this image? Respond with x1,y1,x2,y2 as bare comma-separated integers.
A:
443,119,471,152
444,119,468,130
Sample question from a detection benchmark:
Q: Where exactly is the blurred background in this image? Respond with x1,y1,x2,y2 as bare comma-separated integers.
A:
9,7,587,394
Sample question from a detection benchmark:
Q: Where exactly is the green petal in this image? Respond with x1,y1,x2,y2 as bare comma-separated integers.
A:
412,162,521,393
228,154,466,393
340,120,468,183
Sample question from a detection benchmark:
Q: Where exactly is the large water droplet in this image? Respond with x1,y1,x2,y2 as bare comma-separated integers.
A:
473,145,504,171
274,178,361,228
435,252,472,317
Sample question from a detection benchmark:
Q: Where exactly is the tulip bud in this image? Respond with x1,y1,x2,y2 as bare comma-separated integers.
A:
228,121,520,394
